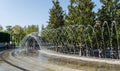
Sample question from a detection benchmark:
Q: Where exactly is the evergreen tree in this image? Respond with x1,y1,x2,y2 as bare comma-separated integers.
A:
66,0,95,26
48,0,65,29
97,0,120,24
41,24,45,30
97,0,120,59
64,0,95,55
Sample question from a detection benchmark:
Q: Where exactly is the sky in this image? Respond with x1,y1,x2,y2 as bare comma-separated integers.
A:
0,0,102,30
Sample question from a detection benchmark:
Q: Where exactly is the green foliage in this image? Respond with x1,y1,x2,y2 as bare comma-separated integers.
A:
12,25,25,45
5,26,12,41
25,25,39,34
42,0,95,49
0,25,39,46
66,0,95,26
97,0,120,49
6,26,12,34
97,0,120,23
41,24,45,30
48,0,65,29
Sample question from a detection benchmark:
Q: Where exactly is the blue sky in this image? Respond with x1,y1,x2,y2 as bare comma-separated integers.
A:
0,0,102,30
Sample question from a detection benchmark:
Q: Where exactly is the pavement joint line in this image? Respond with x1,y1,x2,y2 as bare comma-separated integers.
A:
0,50,29,71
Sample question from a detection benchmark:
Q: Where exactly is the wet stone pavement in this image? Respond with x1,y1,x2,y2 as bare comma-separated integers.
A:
0,49,119,71
0,50,83,71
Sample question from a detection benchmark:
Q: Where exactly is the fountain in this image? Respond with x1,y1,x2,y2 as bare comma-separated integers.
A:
18,21,120,71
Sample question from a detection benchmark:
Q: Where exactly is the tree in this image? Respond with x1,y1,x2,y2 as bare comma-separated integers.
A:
47,0,65,29
66,0,95,26
6,26,12,33
97,0,120,45
97,0,120,24
97,0,120,59
6,26,12,41
41,24,45,30
64,0,95,55
0,25,3,32
12,25,25,45
25,25,39,35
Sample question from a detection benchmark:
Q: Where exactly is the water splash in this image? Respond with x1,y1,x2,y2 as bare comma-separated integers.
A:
19,21,120,59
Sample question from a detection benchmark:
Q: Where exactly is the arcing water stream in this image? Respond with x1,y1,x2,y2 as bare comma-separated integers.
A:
0,21,120,71
0,48,119,71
